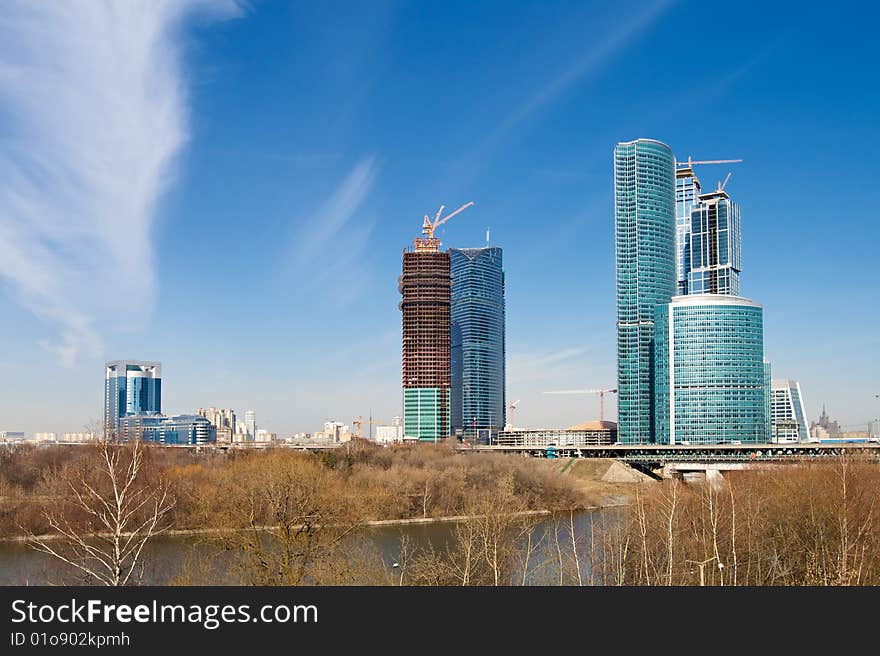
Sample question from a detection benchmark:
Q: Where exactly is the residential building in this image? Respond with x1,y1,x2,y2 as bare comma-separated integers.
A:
450,246,505,438
104,360,161,433
33,432,57,442
870,419,880,440
400,229,452,441
196,407,236,443
654,294,768,444
0,431,25,441
118,414,216,445
770,379,810,443
687,188,742,295
614,138,677,443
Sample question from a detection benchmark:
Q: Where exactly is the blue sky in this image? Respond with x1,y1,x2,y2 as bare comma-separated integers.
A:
1,0,878,436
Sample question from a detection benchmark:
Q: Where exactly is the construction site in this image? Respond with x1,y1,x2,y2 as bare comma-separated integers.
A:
399,203,473,441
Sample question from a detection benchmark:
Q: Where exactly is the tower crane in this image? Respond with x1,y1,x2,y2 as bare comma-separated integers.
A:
414,201,475,251
543,388,618,423
352,416,382,440
675,156,743,194
506,400,521,430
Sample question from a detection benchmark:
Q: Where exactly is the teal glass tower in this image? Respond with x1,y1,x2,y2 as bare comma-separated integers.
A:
450,247,505,438
654,295,768,445
614,139,677,443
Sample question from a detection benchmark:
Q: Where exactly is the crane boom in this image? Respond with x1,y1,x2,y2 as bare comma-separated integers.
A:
676,156,743,168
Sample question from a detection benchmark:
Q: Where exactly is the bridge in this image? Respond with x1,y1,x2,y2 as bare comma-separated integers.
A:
459,442,880,465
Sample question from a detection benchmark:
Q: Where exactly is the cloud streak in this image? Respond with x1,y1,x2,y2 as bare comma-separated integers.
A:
281,157,379,305
0,0,242,365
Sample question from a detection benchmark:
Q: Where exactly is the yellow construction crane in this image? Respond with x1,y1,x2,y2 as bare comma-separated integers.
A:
543,388,618,423
414,201,475,251
352,416,382,440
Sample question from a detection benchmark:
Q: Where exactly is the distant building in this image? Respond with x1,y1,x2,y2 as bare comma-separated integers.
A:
254,429,275,443
450,246,506,438
770,380,810,443
245,410,256,440
375,417,404,444
614,138,677,443
498,421,617,448
870,419,880,440
0,431,26,441
654,294,768,445
197,407,236,443
60,432,97,443
104,361,161,433
33,432,57,442
118,414,216,445
811,405,841,438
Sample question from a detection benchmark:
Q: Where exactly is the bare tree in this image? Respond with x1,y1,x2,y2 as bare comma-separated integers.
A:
27,439,174,586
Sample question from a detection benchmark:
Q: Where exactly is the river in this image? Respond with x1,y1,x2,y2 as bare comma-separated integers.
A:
0,511,606,585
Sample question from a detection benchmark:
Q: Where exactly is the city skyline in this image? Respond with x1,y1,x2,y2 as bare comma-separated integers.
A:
1,1,878,436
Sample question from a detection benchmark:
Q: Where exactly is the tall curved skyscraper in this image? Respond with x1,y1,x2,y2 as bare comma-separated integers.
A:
614,139,676,443
450,247,505,439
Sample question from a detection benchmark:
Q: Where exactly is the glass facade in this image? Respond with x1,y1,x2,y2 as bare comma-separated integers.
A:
654,295,768,445
104,361,161,433
450,247,505,437
118,414,216,445
403,388,447,442
688,190,741,295
770,379,810,443
614,139,677,443
675,168,701,295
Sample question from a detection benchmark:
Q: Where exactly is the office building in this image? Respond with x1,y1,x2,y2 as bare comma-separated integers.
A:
688,188,742,295
654,294,768,445
104,360,161,433
118,414,216,445
400,228,452,441
614,138,677,443
675,164,702,295
770,379,810,443
450,246,506,438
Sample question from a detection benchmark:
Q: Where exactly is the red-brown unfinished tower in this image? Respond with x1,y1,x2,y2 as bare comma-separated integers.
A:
399,230,451,442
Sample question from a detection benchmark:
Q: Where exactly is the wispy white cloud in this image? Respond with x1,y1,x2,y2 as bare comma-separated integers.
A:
0,0,242,366
281,157,379,305
457,0,676,176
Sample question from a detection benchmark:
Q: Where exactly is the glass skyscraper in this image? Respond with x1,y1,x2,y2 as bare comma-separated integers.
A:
450,247,505,439
675,165,701,295
614,138,677,443
688,189,742,295
104,360,162,434
654,295,768,445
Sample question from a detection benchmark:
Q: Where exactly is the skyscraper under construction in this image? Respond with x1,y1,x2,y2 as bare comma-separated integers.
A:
400,203,473,441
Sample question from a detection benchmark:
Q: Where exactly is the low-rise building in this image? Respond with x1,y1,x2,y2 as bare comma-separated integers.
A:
0,431,25,442
497,421,617,448
118,414,216,445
